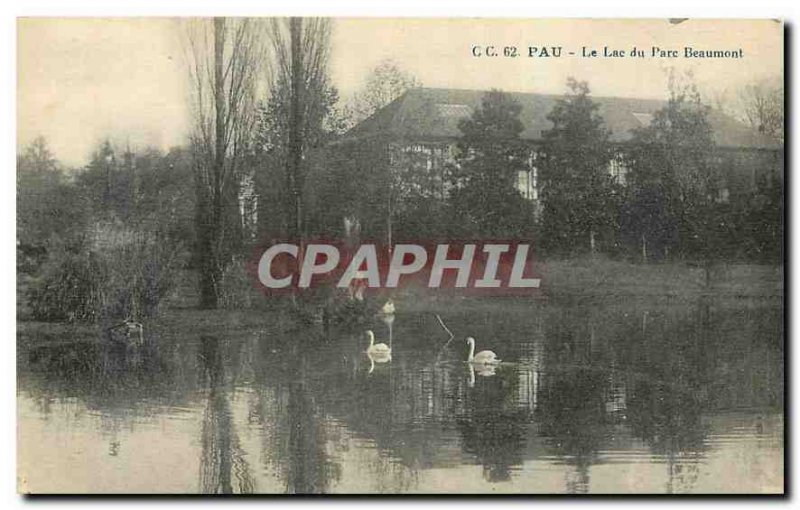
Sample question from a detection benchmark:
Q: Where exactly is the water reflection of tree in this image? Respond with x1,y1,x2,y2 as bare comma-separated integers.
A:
312,336,425,492
332,351,468,470
533,307,613,493
285,354,338,494
537,367,609,494
198,335,254,494
620,311,708,438
248,332,341,494
21,339,183,414
20,336,204,481
302,329,457,488
620,318,710,494
18,298,783,492
457,367,528,482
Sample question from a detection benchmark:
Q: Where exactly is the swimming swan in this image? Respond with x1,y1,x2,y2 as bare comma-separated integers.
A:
366,330,391,355
466,337,500,364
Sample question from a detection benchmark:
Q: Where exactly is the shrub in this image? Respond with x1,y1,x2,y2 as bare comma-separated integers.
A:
100,233,183,321
27,244,107,322
26,224,183,323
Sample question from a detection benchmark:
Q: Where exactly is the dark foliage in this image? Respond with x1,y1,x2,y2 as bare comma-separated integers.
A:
447,90,536,239
539,79,621,256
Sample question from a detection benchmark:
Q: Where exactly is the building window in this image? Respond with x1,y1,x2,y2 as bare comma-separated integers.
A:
608,157,627,185
516,152,540,201
517,166,539,201
435,103,473,118
518,170,531,198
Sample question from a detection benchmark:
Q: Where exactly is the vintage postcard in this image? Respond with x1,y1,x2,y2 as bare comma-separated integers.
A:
17,18,784,494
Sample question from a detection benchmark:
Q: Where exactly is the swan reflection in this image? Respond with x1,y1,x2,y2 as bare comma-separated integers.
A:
467,362,497,387
367,350,392,374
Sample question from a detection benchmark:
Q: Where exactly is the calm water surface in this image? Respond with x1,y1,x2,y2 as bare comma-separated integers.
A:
18,299,784,494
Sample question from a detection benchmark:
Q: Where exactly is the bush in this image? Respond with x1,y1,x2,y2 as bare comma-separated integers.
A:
26,225,183,323
100,233,183,321
27,244,107,322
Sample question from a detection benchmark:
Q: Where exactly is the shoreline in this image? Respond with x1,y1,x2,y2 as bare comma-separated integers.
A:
17,259,783,343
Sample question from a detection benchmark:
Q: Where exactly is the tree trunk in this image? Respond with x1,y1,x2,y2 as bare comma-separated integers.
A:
198,210,220,309
641,233,647,263
288,17,304,242
199,17,226,309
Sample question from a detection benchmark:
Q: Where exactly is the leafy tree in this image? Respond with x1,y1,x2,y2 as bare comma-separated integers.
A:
254,80,341,241
17,137,88,269
447,90,534,239
17,136,59,183
129,146,196,250
183,18,268,308
251,18,336,244
346,59,420,127
388,145,451,242
539,78,619,256
323,141,451,246
75,140,114,214
742,166,783,263
283,60,421,247
623,78,722,267
738,77,783,143
76,140,137,221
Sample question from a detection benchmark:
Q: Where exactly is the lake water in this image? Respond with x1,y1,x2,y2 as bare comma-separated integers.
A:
17,299,784,494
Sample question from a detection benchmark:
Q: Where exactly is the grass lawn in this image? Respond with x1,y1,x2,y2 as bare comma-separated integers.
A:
539,257,783,300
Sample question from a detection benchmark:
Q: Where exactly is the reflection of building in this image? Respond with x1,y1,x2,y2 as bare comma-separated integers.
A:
604,367,628,417
340,87,782,215
516,340,544,413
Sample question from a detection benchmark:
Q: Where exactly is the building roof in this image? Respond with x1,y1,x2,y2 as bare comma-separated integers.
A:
343,87,780,150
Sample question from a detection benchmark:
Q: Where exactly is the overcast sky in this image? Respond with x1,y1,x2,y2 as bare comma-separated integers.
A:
18,18,782,166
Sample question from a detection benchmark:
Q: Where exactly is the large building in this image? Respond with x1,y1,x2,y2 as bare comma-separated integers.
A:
338,87,782,212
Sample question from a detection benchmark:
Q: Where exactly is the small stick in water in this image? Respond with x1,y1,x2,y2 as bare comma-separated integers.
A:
432,314,456,365
435,314,454,341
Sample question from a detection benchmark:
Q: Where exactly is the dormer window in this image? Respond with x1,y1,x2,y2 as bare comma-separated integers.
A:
632,113,654,126
435,104,473,118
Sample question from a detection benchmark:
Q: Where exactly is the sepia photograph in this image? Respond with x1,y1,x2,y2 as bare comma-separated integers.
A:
15,17,784,495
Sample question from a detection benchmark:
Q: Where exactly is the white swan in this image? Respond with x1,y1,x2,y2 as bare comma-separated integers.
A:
381,299,395,315
466,337,500,364
366,330,391,356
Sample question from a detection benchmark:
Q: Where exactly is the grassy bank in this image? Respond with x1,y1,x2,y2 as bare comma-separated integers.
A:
539,257,783,300
396,257,782,313
17,258,783,344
